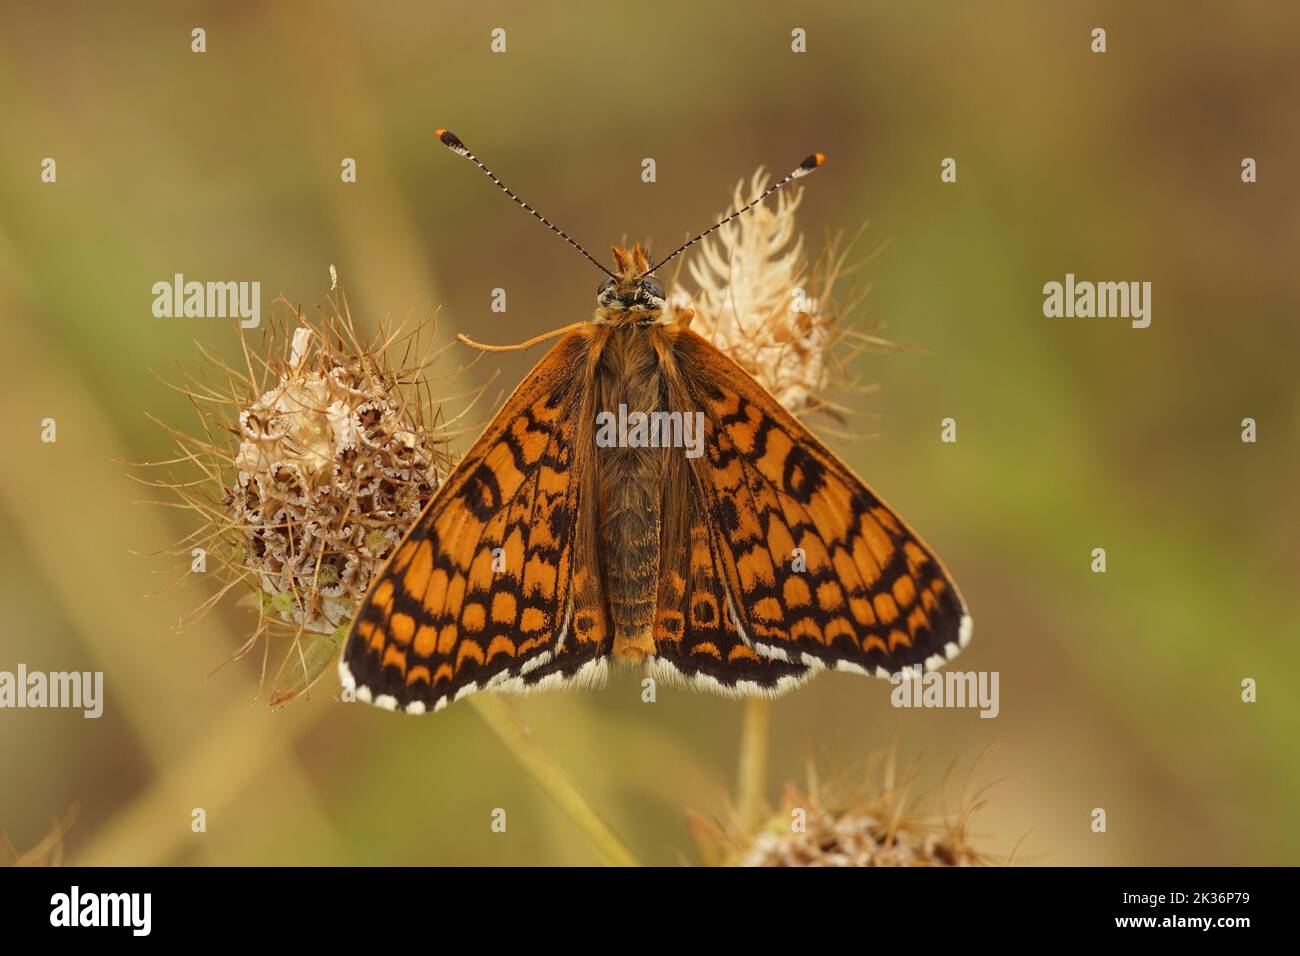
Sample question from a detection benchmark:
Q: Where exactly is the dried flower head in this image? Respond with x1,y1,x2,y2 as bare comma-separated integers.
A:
231,324,442,635
140,284,455,705
690,752,1002,867
669,169,892,420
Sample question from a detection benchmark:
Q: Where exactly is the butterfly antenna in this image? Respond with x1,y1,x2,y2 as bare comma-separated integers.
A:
435,129,617,279
645,152,827,276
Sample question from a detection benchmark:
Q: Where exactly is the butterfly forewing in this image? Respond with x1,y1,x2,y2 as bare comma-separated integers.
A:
340,332,607,712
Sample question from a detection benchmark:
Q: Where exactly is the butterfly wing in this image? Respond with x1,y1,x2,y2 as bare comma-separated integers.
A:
650,466,811,697
340,331,609,713
669,328,971,679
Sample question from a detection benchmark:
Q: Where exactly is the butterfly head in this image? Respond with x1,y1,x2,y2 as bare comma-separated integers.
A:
594,243,665,323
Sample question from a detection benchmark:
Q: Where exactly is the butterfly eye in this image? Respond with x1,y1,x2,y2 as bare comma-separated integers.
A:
640,277,665,302
596,278,620,307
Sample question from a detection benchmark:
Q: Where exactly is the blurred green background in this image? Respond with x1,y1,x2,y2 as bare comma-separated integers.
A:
1,1,1298,866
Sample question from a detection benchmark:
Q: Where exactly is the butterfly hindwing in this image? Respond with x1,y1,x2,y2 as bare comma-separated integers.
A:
340,331,607,713
650,465,811,697
672,328,971,679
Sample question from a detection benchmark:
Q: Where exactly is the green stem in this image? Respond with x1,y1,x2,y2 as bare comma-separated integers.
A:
737,697,771,828
469,695,640,867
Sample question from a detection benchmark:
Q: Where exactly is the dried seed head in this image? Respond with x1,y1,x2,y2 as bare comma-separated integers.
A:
739,786,985,867
671,170,826,413
669,168,891,421
142,286,454,706
231,324,442,635
694,754,999,868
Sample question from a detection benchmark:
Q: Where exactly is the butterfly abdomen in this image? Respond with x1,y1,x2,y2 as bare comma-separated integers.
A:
594,327,665,661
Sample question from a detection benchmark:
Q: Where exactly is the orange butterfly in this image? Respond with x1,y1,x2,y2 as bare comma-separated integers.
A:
339,130,971,713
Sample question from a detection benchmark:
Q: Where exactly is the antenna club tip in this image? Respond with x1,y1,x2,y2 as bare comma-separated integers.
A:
435,128,470,157
791,152,826,179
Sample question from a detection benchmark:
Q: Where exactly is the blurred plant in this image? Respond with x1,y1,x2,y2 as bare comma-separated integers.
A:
690,751,1003,867
2,806,78,866
139,281,456,706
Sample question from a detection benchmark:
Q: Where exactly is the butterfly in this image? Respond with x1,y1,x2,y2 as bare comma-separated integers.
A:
338,130,971,713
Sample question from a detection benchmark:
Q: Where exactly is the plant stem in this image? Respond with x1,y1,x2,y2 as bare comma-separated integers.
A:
468,695,640,867
737,697,771,828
